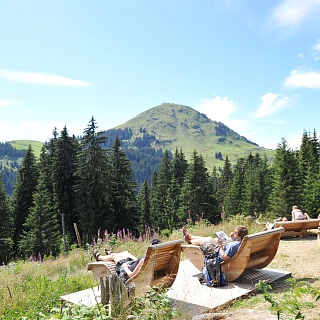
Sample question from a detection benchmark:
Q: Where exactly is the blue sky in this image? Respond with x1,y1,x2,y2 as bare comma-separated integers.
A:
1,0,319,149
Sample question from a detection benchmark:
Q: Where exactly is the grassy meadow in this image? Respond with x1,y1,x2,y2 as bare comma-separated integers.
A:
1,216,318,319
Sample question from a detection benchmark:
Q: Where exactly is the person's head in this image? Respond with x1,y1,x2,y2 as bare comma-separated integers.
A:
292,205,298,210
150,238,162,245
233,225,248,241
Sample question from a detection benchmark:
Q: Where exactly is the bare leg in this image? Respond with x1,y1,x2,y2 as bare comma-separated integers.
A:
189,235,217,246
96,251,138,264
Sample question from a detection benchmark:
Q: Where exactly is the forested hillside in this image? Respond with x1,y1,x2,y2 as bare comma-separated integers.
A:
0,116,319,266
0,142,25,194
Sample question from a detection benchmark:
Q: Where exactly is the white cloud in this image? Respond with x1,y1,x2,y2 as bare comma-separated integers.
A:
197,96,237,123
272,0,320,27
0,99,21,108
284,70,320,88
314,39,320,52
286,132,303,150
0,70,94,87
254,92,293,118
196,96,248,133
0,120,84,143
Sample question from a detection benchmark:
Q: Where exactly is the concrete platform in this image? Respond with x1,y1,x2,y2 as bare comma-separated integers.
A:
167,260,291,317
61,260,291,317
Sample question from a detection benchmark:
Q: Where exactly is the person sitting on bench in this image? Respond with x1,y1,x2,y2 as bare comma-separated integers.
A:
183,225,248,262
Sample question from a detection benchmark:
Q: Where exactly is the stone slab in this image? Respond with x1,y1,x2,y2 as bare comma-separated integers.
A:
61,260,291,317
166,260,291,317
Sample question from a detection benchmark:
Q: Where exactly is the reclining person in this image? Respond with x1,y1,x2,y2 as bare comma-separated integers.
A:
93,239,162,282
183,225,248,262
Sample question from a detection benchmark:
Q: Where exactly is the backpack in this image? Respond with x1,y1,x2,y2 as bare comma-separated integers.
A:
201,245,225,287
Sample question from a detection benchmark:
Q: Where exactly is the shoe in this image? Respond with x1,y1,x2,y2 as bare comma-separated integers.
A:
93,250,100,261
105,248,112,255
183,226,192,244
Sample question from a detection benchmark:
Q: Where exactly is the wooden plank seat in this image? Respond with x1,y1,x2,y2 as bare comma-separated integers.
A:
181,227,284,282
88,239,183,296
275,219,320,238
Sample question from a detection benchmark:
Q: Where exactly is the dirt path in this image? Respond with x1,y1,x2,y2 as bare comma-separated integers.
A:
245,235,320,319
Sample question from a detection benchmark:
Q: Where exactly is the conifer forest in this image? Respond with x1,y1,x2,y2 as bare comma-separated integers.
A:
0,117,319,264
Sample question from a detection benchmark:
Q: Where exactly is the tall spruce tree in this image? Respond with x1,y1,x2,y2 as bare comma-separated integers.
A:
18,164,60,259
74,117,112,242
162,149,188,229
150,150,172,229
138,179,151,230
12,145,39,254
0,176,13,264
216,156,233,211
269,139,301,217
109,136,138,232
52,126,79,248
179,151,217,223
225,157,245,216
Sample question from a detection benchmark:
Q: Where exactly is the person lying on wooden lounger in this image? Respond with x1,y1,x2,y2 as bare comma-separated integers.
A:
183,225,248,262
93,239,161,282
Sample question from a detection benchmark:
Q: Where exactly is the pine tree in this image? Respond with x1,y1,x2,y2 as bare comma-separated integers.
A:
12,145,39,254
109,136,138,232
179,150,217,223
74,117,112,242
162,149,188,229
225,157,245,216
216,156,233,210
18,166,60,259
269,139,301,217
138,179,151,229
150,150,172,229
0,176,13,263
52,126,79,248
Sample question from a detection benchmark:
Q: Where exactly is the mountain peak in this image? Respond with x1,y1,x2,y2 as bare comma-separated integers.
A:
113,103,269,170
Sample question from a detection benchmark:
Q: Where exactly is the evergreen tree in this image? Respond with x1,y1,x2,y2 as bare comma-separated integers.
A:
216,156,233,210
225,157,245,216
302,160,320,217
150,150,172,228
109,136,138,231
18,165,60,259
0,176,13,264
12,145,39,254
150,171,160,227
162,149,188,229
74,117,112,242
269,139,301,217
52,126,79,248
138,179,151,229
179,151,217,223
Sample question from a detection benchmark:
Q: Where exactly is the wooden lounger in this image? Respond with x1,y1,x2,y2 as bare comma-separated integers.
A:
182,227,284,282
88,239,183,296
275,219,320,238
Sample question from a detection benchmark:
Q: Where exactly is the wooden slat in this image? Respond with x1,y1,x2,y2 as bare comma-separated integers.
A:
88,240,183,298
275,219,320,238
182,227,283,282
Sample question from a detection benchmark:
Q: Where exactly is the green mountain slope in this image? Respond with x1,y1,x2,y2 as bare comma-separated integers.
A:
8,140,43,157
114,103,275,170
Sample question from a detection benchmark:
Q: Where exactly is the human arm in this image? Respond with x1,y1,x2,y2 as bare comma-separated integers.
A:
122,259,144,278
217,238,231,261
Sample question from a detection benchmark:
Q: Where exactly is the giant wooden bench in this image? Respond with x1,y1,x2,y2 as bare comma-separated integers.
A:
182,227,284,282
275,219,320,238
88,239,183,296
